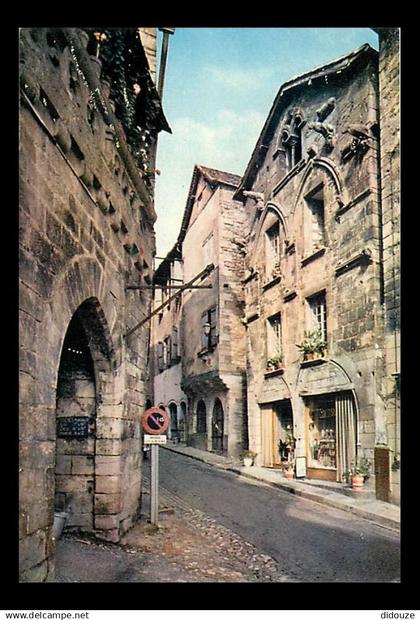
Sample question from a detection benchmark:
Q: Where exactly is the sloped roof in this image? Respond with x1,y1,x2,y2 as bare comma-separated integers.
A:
197,165,242,188
154,164,241,283
234,43,378,201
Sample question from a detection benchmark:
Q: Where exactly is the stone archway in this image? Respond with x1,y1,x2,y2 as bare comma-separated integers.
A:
168,402,178,441
211,398,225,453
179,401,187,443
54,298,115,536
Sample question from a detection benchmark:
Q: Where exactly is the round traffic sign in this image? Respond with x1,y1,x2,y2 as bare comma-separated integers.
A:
142,407,169,435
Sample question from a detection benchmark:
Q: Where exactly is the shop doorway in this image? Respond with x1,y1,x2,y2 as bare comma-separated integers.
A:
212,398,224,453
305,392,357,482
261,399,294,467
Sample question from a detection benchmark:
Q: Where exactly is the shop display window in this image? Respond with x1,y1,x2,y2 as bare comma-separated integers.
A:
307,397,336,469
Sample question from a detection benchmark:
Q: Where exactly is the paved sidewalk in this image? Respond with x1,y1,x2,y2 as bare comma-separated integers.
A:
163,442,400,531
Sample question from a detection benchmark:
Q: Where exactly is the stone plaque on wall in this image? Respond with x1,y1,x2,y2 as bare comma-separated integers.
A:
57,416,90,438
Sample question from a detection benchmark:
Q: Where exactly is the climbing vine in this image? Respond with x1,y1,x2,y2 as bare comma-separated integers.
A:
84,28,161,185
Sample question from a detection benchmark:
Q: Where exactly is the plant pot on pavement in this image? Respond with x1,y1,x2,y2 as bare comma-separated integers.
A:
243,457,253,467
351,473,364,491
284,469,294,479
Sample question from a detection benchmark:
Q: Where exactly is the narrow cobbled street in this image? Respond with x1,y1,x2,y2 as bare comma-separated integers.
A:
50,449,399,583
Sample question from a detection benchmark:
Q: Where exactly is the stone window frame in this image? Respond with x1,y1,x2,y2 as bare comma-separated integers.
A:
157,341,165,371
303,182,327,257
263,214,283,284
266,311,283,363
200,305,218,352
306,290,328,345
275,108,306,171
171,325,181,363
163,335,172,368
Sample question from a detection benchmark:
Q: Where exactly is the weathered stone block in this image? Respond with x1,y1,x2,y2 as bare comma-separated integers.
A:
96,417,124,439
55,475,90,493
96,455,121,476
94,514,120,530
95,475,121,494
67,513,93,528
96,438,123,456
94,492,121,515
71,455,94,475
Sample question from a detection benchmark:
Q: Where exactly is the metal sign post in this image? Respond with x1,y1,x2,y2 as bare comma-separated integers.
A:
141,408,170,527
150,444,159,526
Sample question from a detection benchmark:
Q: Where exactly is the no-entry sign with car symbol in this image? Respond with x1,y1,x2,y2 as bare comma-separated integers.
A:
142,407,169,435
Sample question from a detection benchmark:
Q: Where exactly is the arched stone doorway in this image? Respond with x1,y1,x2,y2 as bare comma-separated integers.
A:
297,360,359,482
179,401,187,443
196,400,207,434
212,398,225,453
54,299,114,534
168,402,178,441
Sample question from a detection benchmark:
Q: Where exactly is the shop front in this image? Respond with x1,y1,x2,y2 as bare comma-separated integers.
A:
298,361,358,482
305,391,358,481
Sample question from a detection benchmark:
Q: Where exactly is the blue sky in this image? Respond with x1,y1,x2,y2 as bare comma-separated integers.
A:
154,28,378,257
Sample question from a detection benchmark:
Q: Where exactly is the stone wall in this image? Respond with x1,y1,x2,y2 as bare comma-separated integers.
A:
240,47,386,481
174,174,247,456
19,28,158,580
377,28,400,503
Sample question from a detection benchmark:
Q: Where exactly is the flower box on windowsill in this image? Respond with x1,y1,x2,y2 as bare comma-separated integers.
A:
301,351,328,366
264,366,285,378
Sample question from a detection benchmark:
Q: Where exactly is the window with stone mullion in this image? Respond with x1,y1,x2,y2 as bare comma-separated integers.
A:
310,294,327,343
267,313,282,360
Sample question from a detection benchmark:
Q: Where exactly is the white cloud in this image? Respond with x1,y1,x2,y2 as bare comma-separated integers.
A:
204,65,275,90
154,108,265,256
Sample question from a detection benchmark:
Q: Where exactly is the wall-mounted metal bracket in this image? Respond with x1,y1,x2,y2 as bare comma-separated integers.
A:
124,263,214,339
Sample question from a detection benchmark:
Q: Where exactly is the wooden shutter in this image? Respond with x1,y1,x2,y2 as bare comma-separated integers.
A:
157,342,164,371
209,306,217,347
201,312,208,349
171,327,178,360
164,336,171,367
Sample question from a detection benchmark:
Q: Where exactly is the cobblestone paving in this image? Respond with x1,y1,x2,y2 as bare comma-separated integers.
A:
50,475,288,582
124,475,287,582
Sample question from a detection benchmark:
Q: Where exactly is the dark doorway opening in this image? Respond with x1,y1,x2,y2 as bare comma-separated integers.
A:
212,398,224,453
55,308,97,533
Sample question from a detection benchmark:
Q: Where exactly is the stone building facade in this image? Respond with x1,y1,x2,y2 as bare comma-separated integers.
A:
375,28,400,503
151,254,188,441
234,42,399,501
152,165,248,457
19,27,170,581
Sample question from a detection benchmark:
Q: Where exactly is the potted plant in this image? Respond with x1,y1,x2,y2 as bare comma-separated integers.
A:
266,356,284,371
241,449,257,467
349,457,371,490
296,329,327,361
282,459,295,479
